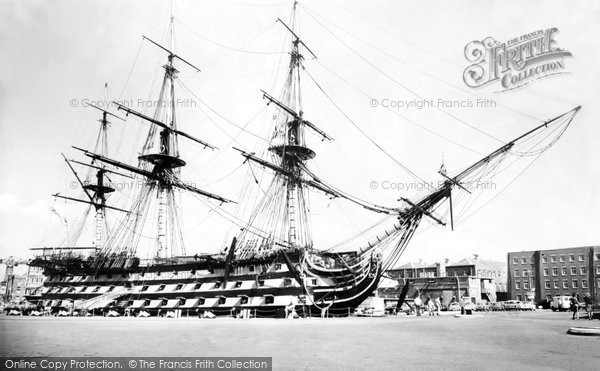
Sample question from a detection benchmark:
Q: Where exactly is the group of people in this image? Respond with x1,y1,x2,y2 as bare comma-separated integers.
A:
569,292,595,320
413,295,442,316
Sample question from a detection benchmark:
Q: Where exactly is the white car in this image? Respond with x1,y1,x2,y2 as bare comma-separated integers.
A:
503,300,523,310
520,301,536,311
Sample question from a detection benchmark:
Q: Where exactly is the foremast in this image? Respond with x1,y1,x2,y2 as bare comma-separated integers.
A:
231,5,334,259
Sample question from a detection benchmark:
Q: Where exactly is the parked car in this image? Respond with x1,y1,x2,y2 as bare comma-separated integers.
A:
475,302,490,312
447,302,461,311
520,301,536,311
490,302,505,311
550,295,571,311
503,300,523,311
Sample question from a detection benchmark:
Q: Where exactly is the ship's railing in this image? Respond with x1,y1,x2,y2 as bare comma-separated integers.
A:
33,248,96,259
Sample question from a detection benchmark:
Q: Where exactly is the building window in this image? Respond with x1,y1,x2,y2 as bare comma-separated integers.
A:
582,280,588,288
523,270,528,278
543,268,549,276
140,285,149,292
561,268,567,276
569,255,575,262
596,266,600,275
542,256,548,263
218,297,226,305
157,285,166,292
106,286,115,293
214,282,222,289
235,281,243,288
544,280,550,289
240,296,248,305
578,254,584,262
258,280,265,287
559,255,566,263
550,255,556,263
175,284,183,291
283,278,292,287
265,296,274,304
580,267,587,275
572,280,578,289
552,267,558,276
193,283,202,290
523,281,530,290
553,280,559,289
512,257,518,264
521,258,527,264
516,295,522,301
563,280,568,289
595,253,600,261
248,265,255,272
515,282,521,290
274,263,282,270
514,269,520,277
570,267,577,276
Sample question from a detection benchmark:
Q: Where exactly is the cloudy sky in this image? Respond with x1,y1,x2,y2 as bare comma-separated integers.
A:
0,0,598,265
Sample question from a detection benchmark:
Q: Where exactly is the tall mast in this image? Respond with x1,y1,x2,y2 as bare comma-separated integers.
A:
278,5,312,248
54,103,126,249
110,32,212,261
231,4,330,258
88,109,114,249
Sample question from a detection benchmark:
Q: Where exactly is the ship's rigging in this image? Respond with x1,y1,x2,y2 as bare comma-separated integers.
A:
32,2,581,279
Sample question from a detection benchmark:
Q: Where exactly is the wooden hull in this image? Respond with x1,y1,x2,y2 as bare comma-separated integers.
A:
30,250,382,318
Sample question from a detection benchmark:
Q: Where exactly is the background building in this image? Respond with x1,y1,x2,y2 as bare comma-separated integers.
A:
381,256,506,306
0,259,45,303
507,246,600,305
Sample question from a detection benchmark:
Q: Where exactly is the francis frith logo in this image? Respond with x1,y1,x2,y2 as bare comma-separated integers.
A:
463,28,572,91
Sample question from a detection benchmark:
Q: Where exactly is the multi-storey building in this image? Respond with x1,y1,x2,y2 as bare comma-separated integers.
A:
1,262,45,303
385,256,506,303
508,246,600,305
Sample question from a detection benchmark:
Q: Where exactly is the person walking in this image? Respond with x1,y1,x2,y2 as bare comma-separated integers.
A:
569,292,580,320
414,295,422,316
424,296,433,316
434,296,442,316
583,293,593,320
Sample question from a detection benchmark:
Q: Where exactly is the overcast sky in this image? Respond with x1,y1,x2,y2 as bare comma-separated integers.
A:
0,0,598,265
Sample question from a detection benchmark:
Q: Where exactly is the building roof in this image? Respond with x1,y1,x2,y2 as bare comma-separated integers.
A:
507,245,600,255
393,261,437,270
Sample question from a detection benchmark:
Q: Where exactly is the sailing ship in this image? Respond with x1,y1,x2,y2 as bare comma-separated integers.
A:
28,5,581,318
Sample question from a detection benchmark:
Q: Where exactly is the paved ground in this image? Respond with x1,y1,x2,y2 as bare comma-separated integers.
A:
1,310,598,370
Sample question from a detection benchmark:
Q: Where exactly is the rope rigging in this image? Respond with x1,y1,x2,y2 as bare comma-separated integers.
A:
300,4,507,146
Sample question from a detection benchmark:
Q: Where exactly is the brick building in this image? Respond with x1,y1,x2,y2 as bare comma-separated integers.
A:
507,246,600,305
